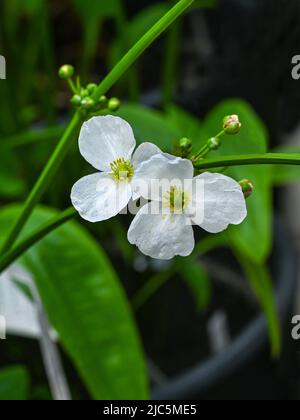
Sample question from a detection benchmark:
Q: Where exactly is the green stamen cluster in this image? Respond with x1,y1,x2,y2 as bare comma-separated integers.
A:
164,186,190,214
110,158,134,183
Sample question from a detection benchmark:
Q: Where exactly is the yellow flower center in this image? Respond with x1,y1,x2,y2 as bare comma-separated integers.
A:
163,186,190,214
110,158,134,183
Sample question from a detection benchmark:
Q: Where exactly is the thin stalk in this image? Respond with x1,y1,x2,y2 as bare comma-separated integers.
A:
0,208,76,274
1,0,195,255
194,153,300,170
193,130,225,160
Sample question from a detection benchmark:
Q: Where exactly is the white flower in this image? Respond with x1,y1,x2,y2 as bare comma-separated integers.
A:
128,154,247,260
71,115,162,222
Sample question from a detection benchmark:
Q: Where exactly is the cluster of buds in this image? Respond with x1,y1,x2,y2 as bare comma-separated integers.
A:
58,65,121,117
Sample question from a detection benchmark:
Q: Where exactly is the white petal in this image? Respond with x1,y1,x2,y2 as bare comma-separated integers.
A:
128,202,195,260
132,153,194,202
191,172,247,233
79,116,136,171
71,172,132,222
131,142,162,168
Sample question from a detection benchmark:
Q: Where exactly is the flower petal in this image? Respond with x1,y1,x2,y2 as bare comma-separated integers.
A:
128,202,195,260
131,142,162,168
132,153,194,202
79,116,136,171
191,172,247,233
71,172,132,222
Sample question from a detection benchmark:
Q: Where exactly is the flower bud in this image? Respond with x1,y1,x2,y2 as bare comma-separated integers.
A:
81,98,95,110
58,65,74,80
223,114,241,135
208,137,221,151
108,97,121,112
87,83,97,94
98,95,108,105
81,89,89,98
239,179,254,199
179,137,192,157
70,94,82,107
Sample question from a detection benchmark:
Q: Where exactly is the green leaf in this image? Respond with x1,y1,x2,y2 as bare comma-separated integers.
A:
0,205,149,400
118,103,181,150
166,104,209,149
177,259,211,311
233,246,281,358
0,366,29,400
271,146,300,185
203,99,272,264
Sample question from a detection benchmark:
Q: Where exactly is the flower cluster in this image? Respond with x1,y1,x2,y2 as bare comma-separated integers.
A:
71,116,247,260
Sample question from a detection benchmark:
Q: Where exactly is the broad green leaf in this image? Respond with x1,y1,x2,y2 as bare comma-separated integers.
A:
0,366,29,400
166,104,209,149
203,99,272,264
0,205,149,400
271,146,300,185
72,0,122,22
177,259,211,311
233,246,281,358
118,103,181,150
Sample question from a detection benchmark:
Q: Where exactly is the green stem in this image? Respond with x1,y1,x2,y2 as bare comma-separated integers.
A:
67,78,78,95
0,0,195,255
193,130,225,160
0,113,81,255
0,208,76,274
92,0,195,100
194,153,300,170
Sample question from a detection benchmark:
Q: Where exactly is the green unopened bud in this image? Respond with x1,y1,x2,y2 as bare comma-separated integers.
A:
81,89,89,98
208,137,221,151
239,179,254,199
178,137,192,158
98,95,108,106
58,65,74,80
223,114,241,135
71,95,82,107
108,97,121,112
87,83,97,94
81,97,95,110
180,137,192,151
